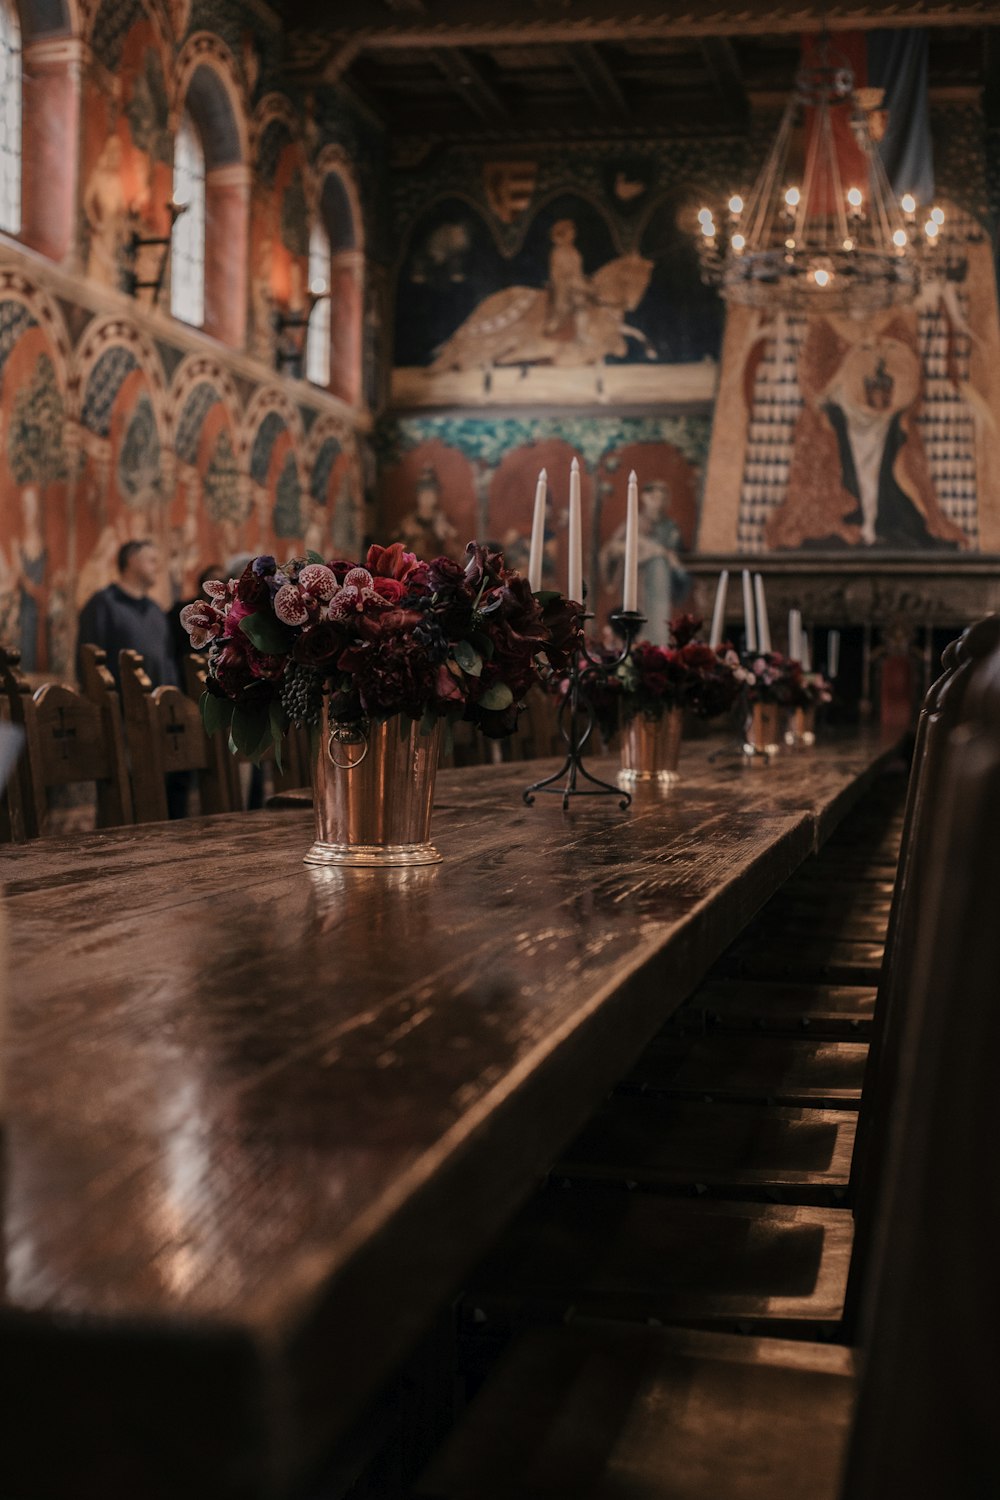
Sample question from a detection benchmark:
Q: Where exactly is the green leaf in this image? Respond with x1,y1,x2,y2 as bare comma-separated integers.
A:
239,611,295,656
305,549,325,565
231,702,272,761
200,689,234,738
479,681,514,711
468,630,495,662
453,640,483,677
269,701,288,773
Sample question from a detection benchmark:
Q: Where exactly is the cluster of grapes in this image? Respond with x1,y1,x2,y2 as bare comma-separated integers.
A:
280,662,324,727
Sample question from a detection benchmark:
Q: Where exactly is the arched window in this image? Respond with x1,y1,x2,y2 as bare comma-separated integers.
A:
171,112,206,327
0,0,22,235
306,218,331,387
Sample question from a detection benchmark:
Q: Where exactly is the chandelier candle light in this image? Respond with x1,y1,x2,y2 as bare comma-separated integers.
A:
692,36,976,314
524,464,645,811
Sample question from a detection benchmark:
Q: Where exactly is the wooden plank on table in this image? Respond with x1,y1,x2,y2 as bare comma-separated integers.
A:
0,736,895,1498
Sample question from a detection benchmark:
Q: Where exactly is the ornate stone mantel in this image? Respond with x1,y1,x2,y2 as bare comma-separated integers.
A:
688,555,1000,632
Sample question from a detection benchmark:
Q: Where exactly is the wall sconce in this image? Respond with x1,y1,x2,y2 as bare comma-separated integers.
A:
124,200,187,306
273,279,329,379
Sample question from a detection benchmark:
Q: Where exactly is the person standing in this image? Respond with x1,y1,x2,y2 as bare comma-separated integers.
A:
77,539,177,689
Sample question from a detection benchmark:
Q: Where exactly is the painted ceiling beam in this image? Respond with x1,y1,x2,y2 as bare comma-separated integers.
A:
565,42,631,124
699,35,747,113
301,0,1000,82
428,45,509,125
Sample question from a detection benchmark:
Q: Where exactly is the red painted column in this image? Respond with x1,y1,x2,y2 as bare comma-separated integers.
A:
20,39,81,264
204,164,249,348
329,249,364,408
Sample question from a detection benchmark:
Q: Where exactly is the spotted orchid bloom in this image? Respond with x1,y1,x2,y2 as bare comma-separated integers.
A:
298,564,338,602
179,599,225,649
327,567,392,623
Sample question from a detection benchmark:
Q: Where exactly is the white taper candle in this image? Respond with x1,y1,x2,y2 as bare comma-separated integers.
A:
801,628,812,672
568,458,583,605
528,468,547,592
754,573,772,653
828,629,840,679
623,469,639,613
708,569,729,649
788,608,802,662
742,569,757,653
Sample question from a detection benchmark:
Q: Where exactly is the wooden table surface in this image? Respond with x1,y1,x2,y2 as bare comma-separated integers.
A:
0,731,899,1500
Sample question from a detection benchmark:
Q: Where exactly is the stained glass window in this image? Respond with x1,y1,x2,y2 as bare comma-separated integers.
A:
0,0,22,235
171,112,206,327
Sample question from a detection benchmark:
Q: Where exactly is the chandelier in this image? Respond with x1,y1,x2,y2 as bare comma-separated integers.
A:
695,42,961,315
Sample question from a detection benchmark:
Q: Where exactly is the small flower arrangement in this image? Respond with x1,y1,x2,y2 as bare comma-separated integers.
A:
577,614,740,741
736,651,831,709
617,614,742,722
181,541,580,760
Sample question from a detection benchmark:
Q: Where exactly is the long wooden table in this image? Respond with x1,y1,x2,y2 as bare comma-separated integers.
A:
0,733,900,1499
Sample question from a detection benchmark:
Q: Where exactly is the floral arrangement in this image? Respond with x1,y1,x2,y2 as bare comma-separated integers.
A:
736,651,831,709
181,542,580,759
581,614,741,739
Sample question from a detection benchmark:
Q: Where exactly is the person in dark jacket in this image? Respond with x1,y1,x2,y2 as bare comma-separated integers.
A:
77,539,178,689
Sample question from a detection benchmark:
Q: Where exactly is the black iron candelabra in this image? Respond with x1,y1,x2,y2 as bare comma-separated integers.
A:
524,607,645,812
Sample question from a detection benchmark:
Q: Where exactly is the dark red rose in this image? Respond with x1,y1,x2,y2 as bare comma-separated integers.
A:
371,576,405,603
292,619,346,668
428,556,465,591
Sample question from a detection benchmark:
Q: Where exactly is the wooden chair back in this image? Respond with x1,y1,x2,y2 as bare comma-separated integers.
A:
842,614,1000,1497
843,617,1000,1329
118,649,232,821
0,644,132,838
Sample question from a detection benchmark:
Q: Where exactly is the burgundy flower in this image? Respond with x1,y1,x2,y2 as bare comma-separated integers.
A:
292,619,347,668
237,562,270,611
367,542,422,583
670,613,703,648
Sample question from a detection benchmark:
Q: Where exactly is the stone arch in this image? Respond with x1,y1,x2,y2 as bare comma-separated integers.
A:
166,350,242,448
240,386,306,547
0,268,72,385
72,316,167,433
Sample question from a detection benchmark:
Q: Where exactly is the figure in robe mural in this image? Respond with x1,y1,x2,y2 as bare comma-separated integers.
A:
396,465,459,558
83,137,130,289
765,316,967,551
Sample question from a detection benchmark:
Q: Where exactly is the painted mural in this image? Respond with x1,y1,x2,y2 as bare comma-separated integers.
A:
376,413,708,643
0,283,365,678
699,208,1000,555
0,0,377,677
392,177,726,408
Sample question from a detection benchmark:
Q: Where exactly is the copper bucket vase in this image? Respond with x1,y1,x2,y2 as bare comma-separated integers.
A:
743,701,781,759
619,706,683,784
305,709,444,867
785,705,817,748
